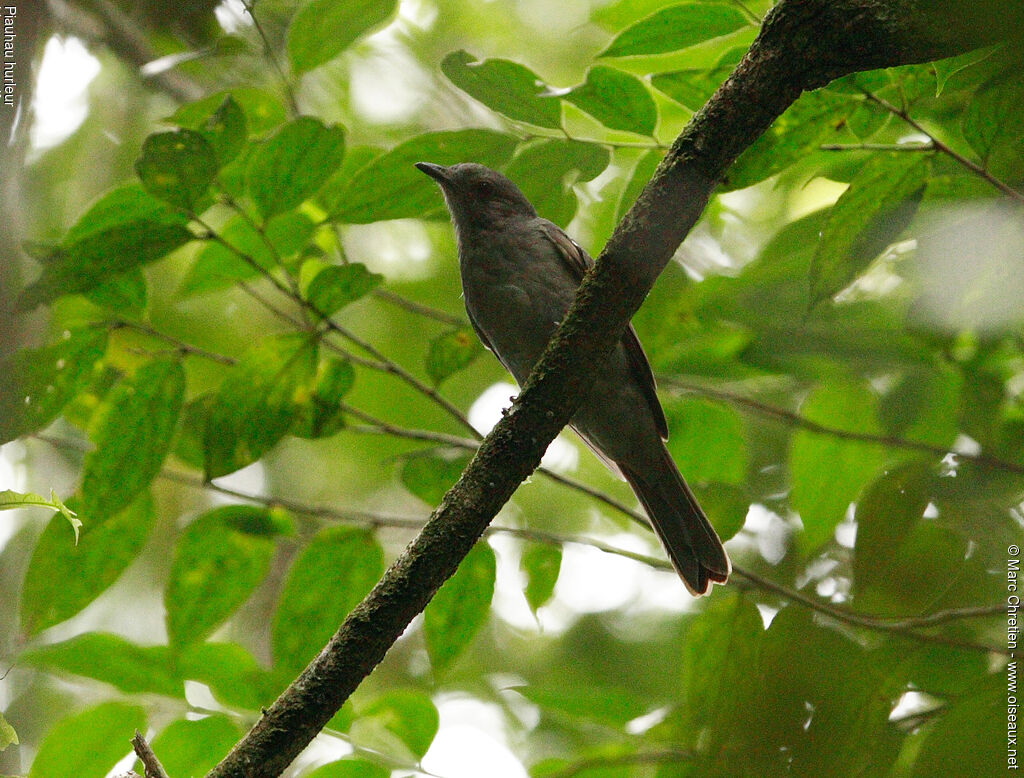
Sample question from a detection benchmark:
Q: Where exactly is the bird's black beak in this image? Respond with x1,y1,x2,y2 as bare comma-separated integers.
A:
415,161,452,185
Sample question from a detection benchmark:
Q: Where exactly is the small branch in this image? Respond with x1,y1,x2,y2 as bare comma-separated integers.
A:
238,0,300,116
863,90,1024,203
735,565,1008,655
371,288,466,326
661,377,1024,476
820,141,936,152
131,731,169,778
103,319,237,365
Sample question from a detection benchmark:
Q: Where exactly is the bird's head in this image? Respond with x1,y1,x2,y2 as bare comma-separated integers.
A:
416,162,537,233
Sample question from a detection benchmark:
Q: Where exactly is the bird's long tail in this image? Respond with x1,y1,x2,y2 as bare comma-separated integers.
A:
619,444,730,596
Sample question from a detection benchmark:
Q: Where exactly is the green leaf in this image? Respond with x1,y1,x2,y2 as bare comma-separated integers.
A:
20,493,155,635
521,542,561,612
809,153,929,307
149,716,243,777
17,220,194,310
293,356,356,439
441,50,562,129
62,183,189,245
135,129,219,210
963,72,1024,178
203,334,318,479
182,210,315,295
724,90,851,191
505,139,610,226
86,267,148,314
20,633,179,697
651,47,744,110
167,88,286,137
196,96,248,165
165,506,286,647
400,452,472,506
878,365,962,447
0,490,80,539
246,117,346,219
425,327,483,385
853,462,934,594
0,712,16,751
355,690,439,760
306,759,390,778
306,263,384,316
515,683,649,727
912,675,1003,777
273,527,384,676
789,381,886,548
565,66,657,135
599,3,748,58
664,397,748,485
423,541,495,671
288,0,398,74
29,702,146,778
0,330,106,443
614,147,663,224
330,130,517,223
676,592,763,750
177,642,280,711
81,359,185,520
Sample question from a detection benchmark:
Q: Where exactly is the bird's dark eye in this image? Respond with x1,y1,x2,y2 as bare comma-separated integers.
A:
478,180,495,196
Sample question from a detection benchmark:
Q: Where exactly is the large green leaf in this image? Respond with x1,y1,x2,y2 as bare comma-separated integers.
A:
81,359,185,520
423,541,495,671
135,129,219,210
962,72,1024,181
505,139,610,226
599,3,748,58
426,327,484,386
565,66,657,136
521,542,561,613
0,330,106,443
247,117,346,219
149,715,244,778
809,153,929,307
789,380,886,548
329,130,517,222
168,88,287,137
20,493,155,635
306,759,390,778
17,220,194,310
29,702,146,778
203,334,318,479
664,397,748,485
288,0,398,74
354,690,439,760
165,506,288,647
177,642,281,711
912,674,1004,777
400,452,473,506
441,50,562,129
20,633,179,697
273,527,384,676
305,263,384,316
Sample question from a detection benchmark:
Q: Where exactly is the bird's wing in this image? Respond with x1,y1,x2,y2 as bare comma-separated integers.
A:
538,220,669,440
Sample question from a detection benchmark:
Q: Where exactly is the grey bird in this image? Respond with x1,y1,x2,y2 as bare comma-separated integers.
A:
416,161,730,595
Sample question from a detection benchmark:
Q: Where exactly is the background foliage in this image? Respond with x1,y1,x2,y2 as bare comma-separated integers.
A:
1,0,1021,776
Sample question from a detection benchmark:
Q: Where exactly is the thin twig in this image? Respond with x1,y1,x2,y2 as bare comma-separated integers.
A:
820,141,936,152
371,288,465,326
131,731,169,778
661,376,1024,476
238,0,300,116
862,90,1024,203
103,319,236,365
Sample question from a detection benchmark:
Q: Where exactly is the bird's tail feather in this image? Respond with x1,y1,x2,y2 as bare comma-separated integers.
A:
620,444,730,596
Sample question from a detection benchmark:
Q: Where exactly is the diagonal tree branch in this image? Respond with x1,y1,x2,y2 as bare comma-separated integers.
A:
207,2,1024,776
